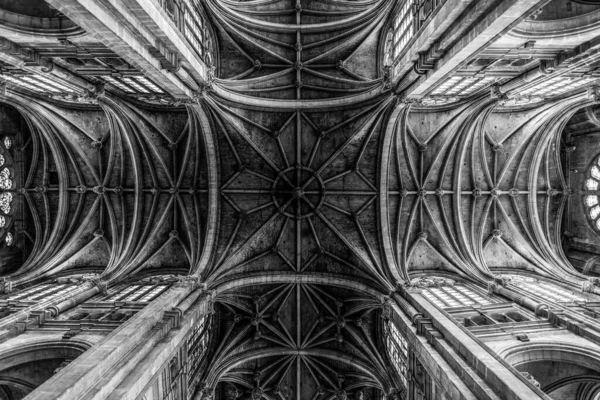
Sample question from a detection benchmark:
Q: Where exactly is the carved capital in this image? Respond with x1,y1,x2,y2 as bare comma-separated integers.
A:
82,274,108,294
490,84,508,101
588,86,600,104
582,278,600,293
0,278,13,294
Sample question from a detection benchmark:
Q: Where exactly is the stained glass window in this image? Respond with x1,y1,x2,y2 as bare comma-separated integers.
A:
0,192,12,214
3,137,11,149
5,232,13,246
0,168,11,190
585,157,600,232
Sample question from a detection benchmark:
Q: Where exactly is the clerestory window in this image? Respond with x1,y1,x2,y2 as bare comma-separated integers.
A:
506,275,586,303
383,0,415,71
411,277,496,309
385,320,409,389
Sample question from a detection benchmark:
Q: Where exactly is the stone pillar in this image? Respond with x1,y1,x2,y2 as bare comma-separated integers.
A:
396,287,548,400
25,283,194,400
102,289,212,400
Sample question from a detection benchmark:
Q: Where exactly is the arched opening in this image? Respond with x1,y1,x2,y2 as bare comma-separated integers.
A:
503,343,600,399
0,341,88,400
0,0,82,36
561,106,600,276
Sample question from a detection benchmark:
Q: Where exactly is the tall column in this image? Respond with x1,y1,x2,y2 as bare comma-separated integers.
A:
26,282,195,400
396,287,548,400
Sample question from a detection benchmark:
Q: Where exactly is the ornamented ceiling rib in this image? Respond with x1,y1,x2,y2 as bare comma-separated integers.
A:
201,283,396,399
0,91,217,284
204,98,394,291
205,0,393,101
380,93,593,283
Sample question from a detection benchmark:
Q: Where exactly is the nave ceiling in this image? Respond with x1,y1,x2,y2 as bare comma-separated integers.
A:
1,0,600,398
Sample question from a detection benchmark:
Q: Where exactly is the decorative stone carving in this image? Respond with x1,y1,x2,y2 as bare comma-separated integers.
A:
410,276,455,288
490,84,507,101
82,274,108,295
582,278,600,293
539,59,555,75
53,359,73,374
588,86,600,104
520,371,540,388
509,188,519,197
0,278,13,294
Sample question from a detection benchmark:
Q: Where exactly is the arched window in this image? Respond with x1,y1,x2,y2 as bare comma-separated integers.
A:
0,135,16,247
585,155,600,231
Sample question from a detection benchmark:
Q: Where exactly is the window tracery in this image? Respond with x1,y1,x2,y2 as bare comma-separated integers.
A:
411,277,495,308
384,0,414,70
584,156,600,232
506,275,586,303
5,232,13,246
2,283,76,302
0,168,12,190
0,192,12,214
187,315,211,392
385,321,409,388
102,281,171,303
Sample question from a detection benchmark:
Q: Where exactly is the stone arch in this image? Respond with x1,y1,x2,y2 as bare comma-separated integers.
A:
0,338,89,399
501,342,600,398
0,0,83,38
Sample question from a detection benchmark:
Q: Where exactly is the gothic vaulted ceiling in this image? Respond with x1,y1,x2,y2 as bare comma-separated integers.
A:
1,0,598,397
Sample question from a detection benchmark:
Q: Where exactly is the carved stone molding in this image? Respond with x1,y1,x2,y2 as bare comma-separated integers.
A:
0,278,13,294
